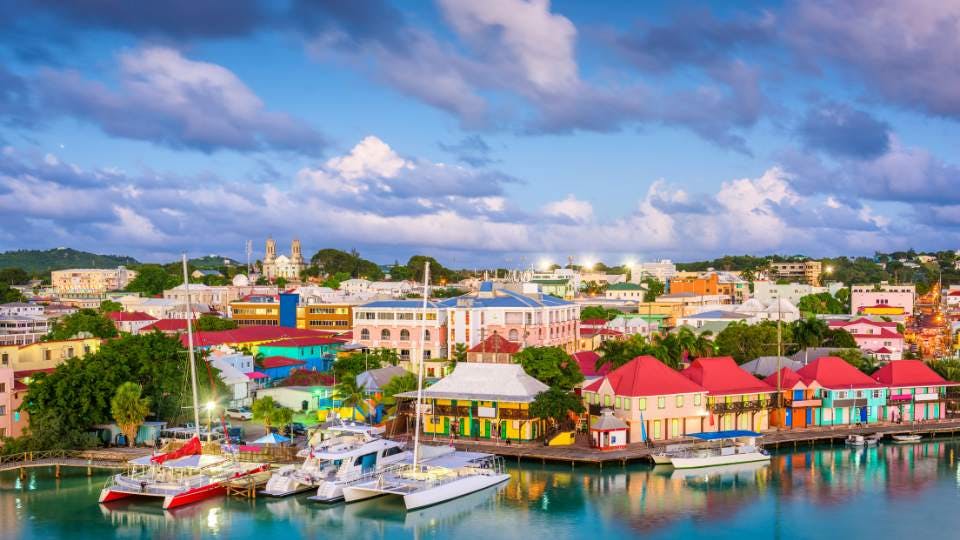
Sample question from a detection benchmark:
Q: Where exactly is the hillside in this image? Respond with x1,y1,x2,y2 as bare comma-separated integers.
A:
188,255,242,269
0,248,139,274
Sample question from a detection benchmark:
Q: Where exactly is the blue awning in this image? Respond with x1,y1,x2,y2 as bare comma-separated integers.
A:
689,430,761,440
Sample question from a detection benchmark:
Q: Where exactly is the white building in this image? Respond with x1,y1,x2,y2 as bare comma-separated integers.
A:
752,281,845,306
850,283,915,316
262,238,306,282
629,260,677,283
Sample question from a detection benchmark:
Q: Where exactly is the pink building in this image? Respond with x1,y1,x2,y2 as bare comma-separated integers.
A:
828,318,904,361
106,311,157,334
850,283,915,317
443,282,579,353
353,299,448,367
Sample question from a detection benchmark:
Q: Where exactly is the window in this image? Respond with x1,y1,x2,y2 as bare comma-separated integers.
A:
44,349,51,361
657,396,665,409
671,419,679,437
1,353,7,365
676,395,684,408
424,330,431,341
0,405,5,416
624,398,631,410
360,329,370,340
381,329,391,340
615,397,622,409
0,383,4,392
508,329,519,341
836,391,845,399
873,390,881,398
604,395,612,407
694,394,701,406
400,329,410,341
638,398,646,410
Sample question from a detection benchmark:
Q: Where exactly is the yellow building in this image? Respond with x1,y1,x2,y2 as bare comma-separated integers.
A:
229,295,281,326
396,363,549,442
297,304,353,332
0,337,101,371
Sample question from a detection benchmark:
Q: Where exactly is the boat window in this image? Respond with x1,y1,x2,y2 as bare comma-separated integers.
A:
354,452,377,466
383,446,403,457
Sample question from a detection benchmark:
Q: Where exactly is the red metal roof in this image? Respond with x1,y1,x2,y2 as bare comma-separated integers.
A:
580,327,623,337
763,368,804,390
580,318,610,326
107,311,157,322
571,351,608,378
828,317,898,328
585,355,705,396
261,336,346,348
259,356,307,369
141,319,189,332
182,326,336,347
682,357,775,396
796,356,882,389
847,328,903,339
872,360,957,387
467,333,521,354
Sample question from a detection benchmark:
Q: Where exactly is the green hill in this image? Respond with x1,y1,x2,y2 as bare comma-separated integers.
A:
188,255,242,269
0,248,139,275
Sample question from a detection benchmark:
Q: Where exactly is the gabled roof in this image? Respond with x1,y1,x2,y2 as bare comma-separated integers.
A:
606,282,644,291
580,327,623,337
467,333,521,354
396,363,548,403
739,356,802,377
796,356,881,389
260,336,345,348
571,350,608,378
357,365,409,391
847,328,904,339
872,360,958,388
259,356,306,369
682,357,775,395
141,319,188,332
585,356,705,397
828,317,898,328
183,326,335,347
107,311,157,322
763,368,805,390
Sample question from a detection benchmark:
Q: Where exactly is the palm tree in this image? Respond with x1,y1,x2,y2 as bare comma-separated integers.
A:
380,373,418,416
111,382,151,447
449,343,468,373
793,317,828,351
335,375,368,420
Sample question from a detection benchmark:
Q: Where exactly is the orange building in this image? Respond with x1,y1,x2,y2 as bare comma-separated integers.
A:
668,273,720,297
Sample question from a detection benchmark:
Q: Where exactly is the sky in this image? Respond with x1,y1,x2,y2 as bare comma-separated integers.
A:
1,0,960,267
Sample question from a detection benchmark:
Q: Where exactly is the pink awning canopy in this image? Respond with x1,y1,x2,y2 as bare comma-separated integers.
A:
247,371,268,380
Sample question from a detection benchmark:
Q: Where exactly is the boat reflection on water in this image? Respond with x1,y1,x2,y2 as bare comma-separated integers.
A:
666,460,769,485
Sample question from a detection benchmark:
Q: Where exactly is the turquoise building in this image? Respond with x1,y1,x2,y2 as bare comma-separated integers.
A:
796,356,887,425
257,336,343,372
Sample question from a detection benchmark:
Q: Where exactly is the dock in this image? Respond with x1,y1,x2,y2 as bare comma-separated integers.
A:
0,448,151,479
224,470,273,499
448,419,960,467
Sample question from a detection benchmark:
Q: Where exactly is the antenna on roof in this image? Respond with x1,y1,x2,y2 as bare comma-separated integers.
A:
246,240,253,274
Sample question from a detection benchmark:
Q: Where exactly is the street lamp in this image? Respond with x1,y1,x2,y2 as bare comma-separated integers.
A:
205,401,215,443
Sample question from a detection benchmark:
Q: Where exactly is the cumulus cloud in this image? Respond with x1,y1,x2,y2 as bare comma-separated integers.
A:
36,46,326,155
542,194,593,224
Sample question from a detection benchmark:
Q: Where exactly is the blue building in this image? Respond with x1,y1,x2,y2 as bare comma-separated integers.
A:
257,336,343,372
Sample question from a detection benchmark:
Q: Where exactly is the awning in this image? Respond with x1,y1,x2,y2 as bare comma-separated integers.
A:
689,430,762,440
247,371,268,380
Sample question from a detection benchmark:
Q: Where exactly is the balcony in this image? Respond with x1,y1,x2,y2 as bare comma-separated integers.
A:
710,400,771,414
790,399,822,408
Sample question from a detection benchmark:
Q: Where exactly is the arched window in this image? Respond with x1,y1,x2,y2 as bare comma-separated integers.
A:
360,328,370,340
424,330,431,340
381,329,391,340
508,329,519,341
400,329,410,341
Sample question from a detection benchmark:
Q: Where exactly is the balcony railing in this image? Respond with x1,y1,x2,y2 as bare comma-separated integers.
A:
710,400,771,414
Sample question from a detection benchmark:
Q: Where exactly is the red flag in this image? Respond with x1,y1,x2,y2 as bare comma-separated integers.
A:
151,436,202,464
709,413,715,426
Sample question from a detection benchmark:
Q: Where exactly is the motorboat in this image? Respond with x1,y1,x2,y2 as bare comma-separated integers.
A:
845,434,877,446
668,430,771,469
866,433,883,445
650,443,693,466
99,256,267,510
339,262,511,511
892,434,922,444
263,422,401,498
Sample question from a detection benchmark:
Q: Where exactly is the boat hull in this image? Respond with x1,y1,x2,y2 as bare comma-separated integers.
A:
669,452,770,469
341,486,389,503
403,473,511,511
649,454,672,465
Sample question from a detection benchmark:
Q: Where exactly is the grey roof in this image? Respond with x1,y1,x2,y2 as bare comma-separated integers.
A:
686,310,748,320
591,409,628,431
789,347,845,364
397,363,548,403
739,356,802,377
439,286,571,308
356,365,409,392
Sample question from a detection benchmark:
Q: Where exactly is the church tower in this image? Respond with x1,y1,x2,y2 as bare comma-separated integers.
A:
265,237,277,263
291,239,303,264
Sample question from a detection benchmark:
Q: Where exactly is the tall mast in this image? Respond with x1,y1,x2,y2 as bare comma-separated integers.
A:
412,262,430,468
182,254,201,438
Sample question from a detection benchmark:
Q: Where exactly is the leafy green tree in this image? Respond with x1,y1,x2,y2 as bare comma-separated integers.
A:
98,300,123,313
0,267,30,285
580,306,620,321
335,375,369,420
333,352,383,379
0,283,24,303
797,293,846,316
835,348,877,374
311,248,384,280
715,321,792,363
111,382,151,447
276,277,288,289
126,265,181,296
834,288,851,311
642,278,664,302
379,373,417,415
826,328,857,348
513,347,583,391
273,406,294,434
368,348,400,367
596,334,661,370
389,263,413,281
929,359,960,382
529,388,585,429
252,396,281,431
195,315,238,331
45,308,118,340
322,271,351,289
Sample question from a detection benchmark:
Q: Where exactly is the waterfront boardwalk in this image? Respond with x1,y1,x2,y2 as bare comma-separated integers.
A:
448,418,960,466
0,448,151,478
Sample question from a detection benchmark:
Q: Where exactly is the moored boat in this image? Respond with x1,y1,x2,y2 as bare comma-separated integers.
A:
892,434,922,444
668,431,771,469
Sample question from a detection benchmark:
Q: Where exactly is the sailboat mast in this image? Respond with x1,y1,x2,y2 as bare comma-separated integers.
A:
412,262,430,468
182,254,201,438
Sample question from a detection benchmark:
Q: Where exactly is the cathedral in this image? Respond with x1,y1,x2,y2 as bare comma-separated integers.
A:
262,238,306,282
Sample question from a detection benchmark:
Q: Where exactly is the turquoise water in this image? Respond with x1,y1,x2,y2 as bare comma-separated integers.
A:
3,440,960,539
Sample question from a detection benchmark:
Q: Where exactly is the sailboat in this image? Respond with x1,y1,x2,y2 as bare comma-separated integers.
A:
99,254,268,510
341,263,511,510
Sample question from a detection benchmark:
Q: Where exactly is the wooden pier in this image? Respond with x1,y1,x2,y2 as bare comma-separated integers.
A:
0,448,151,479
224,470,273,499
449,419,960,467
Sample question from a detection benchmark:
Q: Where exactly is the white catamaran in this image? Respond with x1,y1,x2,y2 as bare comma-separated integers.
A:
341,262,511,510
99,254,268,510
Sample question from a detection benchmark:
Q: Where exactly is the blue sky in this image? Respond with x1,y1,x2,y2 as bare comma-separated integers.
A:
1,0,959,266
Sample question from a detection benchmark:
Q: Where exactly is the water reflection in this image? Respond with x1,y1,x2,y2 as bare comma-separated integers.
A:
2,442,959,539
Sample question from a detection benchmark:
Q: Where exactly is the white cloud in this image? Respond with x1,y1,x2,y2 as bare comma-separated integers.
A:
543,194,593,223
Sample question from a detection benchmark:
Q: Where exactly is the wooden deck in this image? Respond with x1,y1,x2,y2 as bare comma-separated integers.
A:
449,419,960,467
0,448,152,478
224,470,273,499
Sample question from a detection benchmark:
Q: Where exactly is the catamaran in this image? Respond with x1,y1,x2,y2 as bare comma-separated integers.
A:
668,430,771,469
340,262,511,510
99,254,268,510
261,421,408,499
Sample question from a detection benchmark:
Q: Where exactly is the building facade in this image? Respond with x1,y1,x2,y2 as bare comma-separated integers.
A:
872,360,956,422
850,283,915,318
770,260,823,286
261,238,306,282
827,318,905,361
51,267,137,301
796,356,887,425
604,282,646,301
681,357,776,433
629,260,677,283
353,300,448,370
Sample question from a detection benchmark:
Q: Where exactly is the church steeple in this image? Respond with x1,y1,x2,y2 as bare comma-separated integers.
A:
291,238,303,264
265,237,276,263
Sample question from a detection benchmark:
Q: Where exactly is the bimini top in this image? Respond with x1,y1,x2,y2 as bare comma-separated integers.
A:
689,430,761,440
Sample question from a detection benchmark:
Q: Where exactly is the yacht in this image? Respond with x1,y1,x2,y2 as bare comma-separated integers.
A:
263,422,402,498
339,262,511,510
668,430,771,469
99,255,268,510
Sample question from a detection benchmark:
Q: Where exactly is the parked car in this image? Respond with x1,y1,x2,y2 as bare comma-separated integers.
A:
226,407,253,420
289,422,307,436
227,426,244,444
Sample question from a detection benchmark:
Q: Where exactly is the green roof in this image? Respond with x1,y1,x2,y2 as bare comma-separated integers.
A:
531,279,569,285
606,282,645,290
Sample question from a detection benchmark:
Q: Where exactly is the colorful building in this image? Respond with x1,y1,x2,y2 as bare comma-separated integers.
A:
872,360,957,422
604,282,646,301
257,336,344,372
681,357,776,433
570,350,609,392
50,266,137,303
770,260,822,286
583,356,709,443
827,318,904,361
764,368,822,429
259,356,307,381
396,363,548,442
668,273,720,298
229,294,280,326
297,303,353,332
185,326,337,353
850,283,915,318
465,333,521,364
106,311,157,334
796,356,887,425
353,300,448,375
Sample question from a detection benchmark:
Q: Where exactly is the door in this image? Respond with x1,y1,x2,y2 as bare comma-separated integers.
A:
443,417,450,435
471,418,479,437
785,408,792,427
483,420,490,438
806,407,813,426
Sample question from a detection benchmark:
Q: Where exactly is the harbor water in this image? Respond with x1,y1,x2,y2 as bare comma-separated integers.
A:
3,439,960,539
